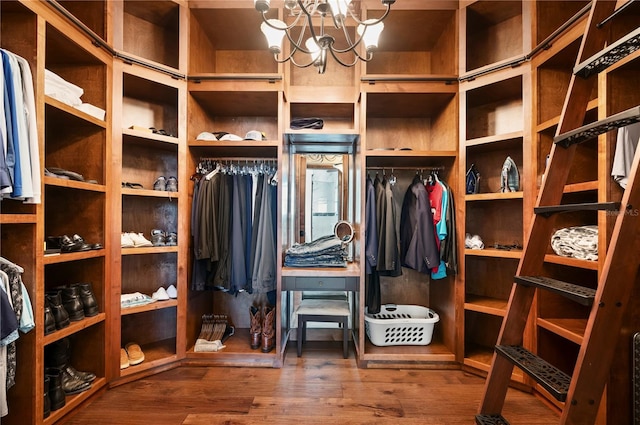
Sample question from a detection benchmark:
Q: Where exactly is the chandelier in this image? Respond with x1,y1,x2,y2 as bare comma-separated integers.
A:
254,0,395,74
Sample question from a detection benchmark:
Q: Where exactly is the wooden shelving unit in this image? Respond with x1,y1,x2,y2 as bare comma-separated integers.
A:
459,0,532,382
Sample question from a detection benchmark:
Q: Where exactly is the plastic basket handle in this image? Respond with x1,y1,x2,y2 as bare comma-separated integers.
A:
384,304,398,312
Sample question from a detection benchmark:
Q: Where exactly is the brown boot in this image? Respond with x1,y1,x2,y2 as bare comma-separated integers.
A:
261,305,275,353
249,306,262,350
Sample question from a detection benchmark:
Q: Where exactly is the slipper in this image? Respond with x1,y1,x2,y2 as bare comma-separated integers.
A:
47,167,85,182
125,342,145,365
122,182,144,189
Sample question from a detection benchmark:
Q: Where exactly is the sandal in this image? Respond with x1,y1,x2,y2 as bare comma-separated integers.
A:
122,182,144,189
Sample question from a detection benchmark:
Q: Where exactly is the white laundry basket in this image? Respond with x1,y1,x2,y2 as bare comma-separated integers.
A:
365,304,439,346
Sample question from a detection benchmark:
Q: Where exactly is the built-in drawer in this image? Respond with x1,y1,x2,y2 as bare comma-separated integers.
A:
282,276,359,291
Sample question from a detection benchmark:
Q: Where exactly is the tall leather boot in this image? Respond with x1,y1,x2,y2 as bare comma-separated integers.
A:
45,368,66,411
45,291,70,329
261,305,275,353
46,337,97,384
249,306,262,350
44,303,56,335
44,375,51,418
60,286,85,321
45,337,69,369
73,282,99,317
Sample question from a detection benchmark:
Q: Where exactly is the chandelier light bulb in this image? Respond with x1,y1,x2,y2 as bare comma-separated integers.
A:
327,0,352,24
357,20,384,51
261,19,287,53
305,37,322,63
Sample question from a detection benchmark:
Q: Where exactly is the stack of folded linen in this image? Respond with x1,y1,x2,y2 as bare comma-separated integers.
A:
45,69,106,120
551,225,598,261
120,292,154,309
284,234,347,268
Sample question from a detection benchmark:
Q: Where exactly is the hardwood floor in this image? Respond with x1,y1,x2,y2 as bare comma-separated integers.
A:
64,343,560,425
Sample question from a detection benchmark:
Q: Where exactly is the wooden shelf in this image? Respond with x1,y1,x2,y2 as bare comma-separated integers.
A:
543,254,599,270
43,249,105,265
465,131,524,147
43,313,106,345
0,214,37,224
43,377,107,425
185,328,278,367
45,96,107,128
44,177,106,192
361,339,456,364
563,181,598,193
121,188,182,198
121,246,179,255
537,318,586,345
465,296,508,316
122,128,179,145
465,191,524,202
464,248,522,259
119,338,178,377
121,299,178,316
188,140,279,148
282,262,361,278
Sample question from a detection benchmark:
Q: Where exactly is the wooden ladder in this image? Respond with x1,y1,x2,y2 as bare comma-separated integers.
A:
476,2,640,425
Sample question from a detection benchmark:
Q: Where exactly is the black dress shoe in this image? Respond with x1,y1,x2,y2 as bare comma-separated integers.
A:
60,286,85,321
45,291,70,329
72,283,99,317
44,304,56,335
60,365,91,395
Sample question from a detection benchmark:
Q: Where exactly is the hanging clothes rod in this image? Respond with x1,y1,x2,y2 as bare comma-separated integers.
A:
366,166,445,171
198,157,277,162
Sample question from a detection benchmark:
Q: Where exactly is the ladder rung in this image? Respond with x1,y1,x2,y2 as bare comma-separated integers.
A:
476,414,510,425
554,105,640,147
495,345,571,402
534,201,620,217
574,26,640,78
516,276,596,306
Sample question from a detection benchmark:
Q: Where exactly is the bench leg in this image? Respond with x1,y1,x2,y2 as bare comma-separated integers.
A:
342,317,348,358
297,317,303,357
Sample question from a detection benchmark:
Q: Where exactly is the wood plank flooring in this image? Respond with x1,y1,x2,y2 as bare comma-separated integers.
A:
63,343,560,425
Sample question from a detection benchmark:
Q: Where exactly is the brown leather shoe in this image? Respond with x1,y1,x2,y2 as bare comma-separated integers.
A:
250,306,262,350
261,305,275,353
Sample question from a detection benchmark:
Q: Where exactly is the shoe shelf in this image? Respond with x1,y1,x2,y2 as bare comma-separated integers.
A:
44,177,107,193
43,250,105,265
120,246,179,256
185,328,278,368
543,254,600,271
122,127,180,146
43,313,107,346
121,299,178,316
43,377,107,425
121,188,182,199
118,336,177,378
